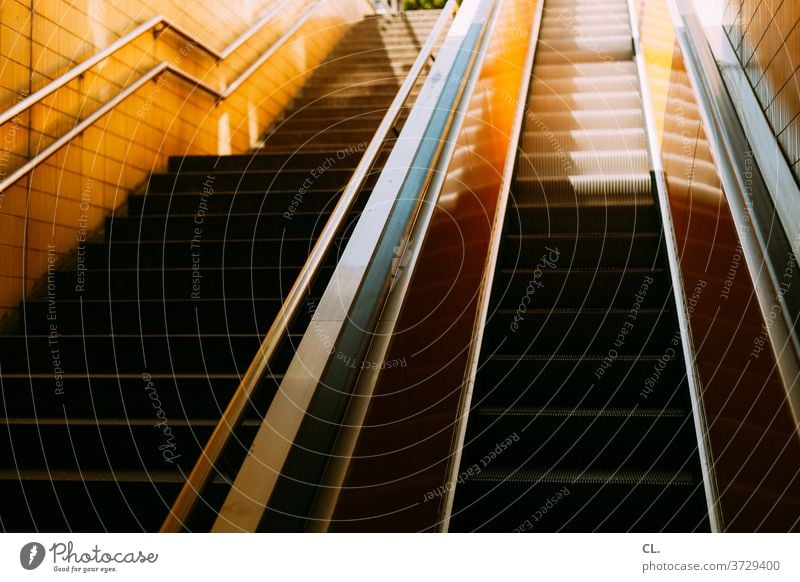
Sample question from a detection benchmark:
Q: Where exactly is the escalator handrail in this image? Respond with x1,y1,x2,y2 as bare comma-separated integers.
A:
160,0,459,533
437,0,544,533
0,0,318,196
210,0,498,532
309,0,507,531
666,0,800,430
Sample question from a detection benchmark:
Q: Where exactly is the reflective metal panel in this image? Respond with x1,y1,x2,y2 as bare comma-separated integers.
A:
639,0,800,531
329,0,538,532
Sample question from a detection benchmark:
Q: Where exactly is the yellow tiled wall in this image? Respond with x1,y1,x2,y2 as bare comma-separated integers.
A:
0,0,372,320
721,0,800,184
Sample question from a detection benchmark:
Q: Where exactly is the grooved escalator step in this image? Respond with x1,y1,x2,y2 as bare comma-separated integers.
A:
499,232,663,269
540,12,632,27
460,406,696,472
521,128,646,153
513,173,652,204
530,93,643,113
530,74,639,94
535,62,637,78
540,35,632,53
450,468,709,532
539,21,631,37
473,354,689,409
521,109,644,131
481,308,676,355
504,201,658,233
537,43,633,65
491,267,669,309
518,150,650,176
543,0,629,13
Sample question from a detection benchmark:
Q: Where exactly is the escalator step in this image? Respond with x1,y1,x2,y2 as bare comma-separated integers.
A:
451,472,707,532
518,150,649,176
506,201,657,233
500,232,662,268
513,173,652,203
472,467,693,486
530,74,639,94
481,308,674,354
461,406,696,472
491,267,669,309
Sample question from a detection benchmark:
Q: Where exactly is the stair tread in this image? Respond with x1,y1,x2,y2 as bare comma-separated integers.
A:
470,468,695,486
487,354,675,361
0,469,184,482
476,407,686,418
498,265,663,272
0,417,262,427
0,372,246,379
493,307,666,314
508,232,658,238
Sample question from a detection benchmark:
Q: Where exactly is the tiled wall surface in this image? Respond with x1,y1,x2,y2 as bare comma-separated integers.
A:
720,0,800,184
0,0,371,319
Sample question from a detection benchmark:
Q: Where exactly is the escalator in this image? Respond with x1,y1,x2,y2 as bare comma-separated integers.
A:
0,9,440,532
448,0,710,532
3,0,795,536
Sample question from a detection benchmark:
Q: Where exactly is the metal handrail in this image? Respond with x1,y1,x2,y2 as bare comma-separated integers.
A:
0,0,320,196
160,0,457,533
0,15,165,128
0,0,295,128
219,0,300,59
0,63,217,196
223,0,322,96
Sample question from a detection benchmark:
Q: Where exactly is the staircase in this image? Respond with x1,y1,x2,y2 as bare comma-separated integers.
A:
0,9,441,532
449,0,710,532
